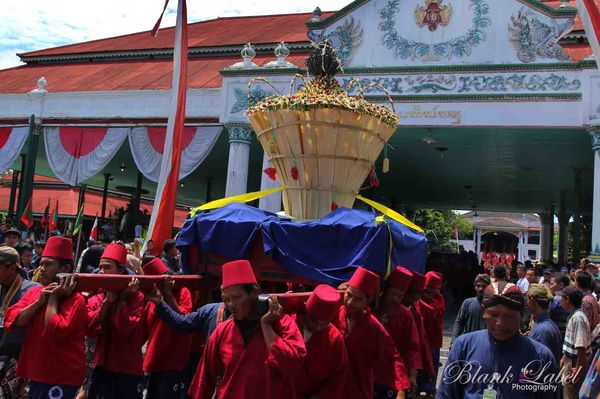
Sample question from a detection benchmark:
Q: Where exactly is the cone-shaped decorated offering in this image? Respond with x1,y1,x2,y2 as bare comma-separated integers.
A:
246,40,398,219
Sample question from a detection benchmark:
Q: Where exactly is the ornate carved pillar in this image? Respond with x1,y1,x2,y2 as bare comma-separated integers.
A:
590,126,600,259
225,124,253,197
258,151,282,213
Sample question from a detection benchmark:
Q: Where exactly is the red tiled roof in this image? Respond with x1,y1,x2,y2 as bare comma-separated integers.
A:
0,54,308,93
565,43,593,61
20,12,334,58
541,0,583,30
0,6,592,95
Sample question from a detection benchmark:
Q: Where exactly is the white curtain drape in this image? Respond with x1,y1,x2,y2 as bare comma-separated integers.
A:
44,127,129,186
0,127,28,172
129,126,222,182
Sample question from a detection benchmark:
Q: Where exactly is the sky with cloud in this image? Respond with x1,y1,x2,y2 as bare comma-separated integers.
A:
0,0,351,70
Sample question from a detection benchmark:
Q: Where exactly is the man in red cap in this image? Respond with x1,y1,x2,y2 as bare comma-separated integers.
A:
86,242,147,399
292,284,348,399
422,271,445,384
334,266,408,399
402,271,435,398
190,259,306,399
5,236,87,399
142,257,193,399
373,266,421,398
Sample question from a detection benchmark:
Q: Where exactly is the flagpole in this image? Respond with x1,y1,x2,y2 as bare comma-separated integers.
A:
44,198,50,240
143,0,188,255
75,226,83,265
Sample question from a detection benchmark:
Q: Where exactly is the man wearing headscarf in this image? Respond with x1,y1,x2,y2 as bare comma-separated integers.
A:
527,284,562,363
451,274,491,344
437,285,558,398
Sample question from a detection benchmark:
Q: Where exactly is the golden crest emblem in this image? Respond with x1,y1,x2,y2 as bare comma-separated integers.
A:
415,0,453,31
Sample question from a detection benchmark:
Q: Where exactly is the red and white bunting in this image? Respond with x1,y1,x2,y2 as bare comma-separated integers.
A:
0,127,29,172
44,127,128,186
145,0,189,255
129,126,221,182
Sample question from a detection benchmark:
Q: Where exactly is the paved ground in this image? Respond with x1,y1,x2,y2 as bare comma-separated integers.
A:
437,299,461,390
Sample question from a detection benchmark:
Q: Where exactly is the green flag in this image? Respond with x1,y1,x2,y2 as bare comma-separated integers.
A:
73,204,84,235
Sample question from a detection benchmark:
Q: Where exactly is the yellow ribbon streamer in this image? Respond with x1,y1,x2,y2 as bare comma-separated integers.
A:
355,195,424,233
188,189,423,235
189,187,284,217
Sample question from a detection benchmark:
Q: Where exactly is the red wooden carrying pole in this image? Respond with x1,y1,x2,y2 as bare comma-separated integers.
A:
64,274,344,314
62,273,205,292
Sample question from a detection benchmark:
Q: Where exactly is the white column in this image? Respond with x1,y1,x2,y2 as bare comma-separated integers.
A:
225,124,253,197
476,229,482,257
590,126,600,259
518,230,525,263
258,151,282,213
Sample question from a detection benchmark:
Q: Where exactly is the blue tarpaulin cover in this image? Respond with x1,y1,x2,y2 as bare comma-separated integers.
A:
177,203,428,286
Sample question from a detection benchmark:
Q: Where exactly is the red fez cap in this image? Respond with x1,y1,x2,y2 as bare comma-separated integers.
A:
306,284,341,322
143,257,169,276
387,266,413,291
42,236,73,261
101,243,127,266
222,260,257,289
348,266,379,297
425,271,443,290
410,271,426,293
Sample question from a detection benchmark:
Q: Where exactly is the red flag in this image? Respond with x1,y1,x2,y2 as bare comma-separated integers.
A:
49,201,59,231
578,0,600,69
145,0,188,255
20,198,33,229
40,198,50,227
89,215,98,242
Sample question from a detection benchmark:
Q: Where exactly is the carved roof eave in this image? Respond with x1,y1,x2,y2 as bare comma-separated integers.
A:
220,60,596,79
18,41,313,65
306,0,576,30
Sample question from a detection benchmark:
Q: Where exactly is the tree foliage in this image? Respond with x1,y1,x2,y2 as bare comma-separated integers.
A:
413,209,474,253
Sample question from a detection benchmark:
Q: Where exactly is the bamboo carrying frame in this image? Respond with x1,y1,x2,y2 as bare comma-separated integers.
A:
248,108,396,220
